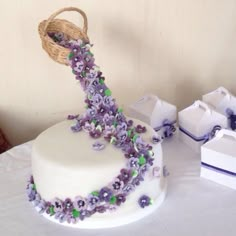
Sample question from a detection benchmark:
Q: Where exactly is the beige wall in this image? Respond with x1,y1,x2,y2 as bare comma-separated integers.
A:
0,0,236,145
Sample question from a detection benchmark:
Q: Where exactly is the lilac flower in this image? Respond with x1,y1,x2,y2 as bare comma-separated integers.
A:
96,84,107,96
118,169,132,184
73,61,84,74
139,164,150,176
124,146,138,159
122,183,135,194
103,114,115,126
74,196,87,211
131,175,144,186
97,105,107,116
86,107,97,118
51,198,64,212
110,178,124,192
134,136,148,151
64,198,74,213
152,134,161,144
87,195,100,210
67,114,79,120
116,122,128,132
127,119,134,127
83,122,95,133
95,205,107,213
87,69,98,80
115,113,126,123
115,194,126,206
99,187,113,202
71,121,82,132
86,85,96,97
127,157,139,169
103,96,115,107
79,210,91,220
92,141,105,151
117,130,128,143
89,129,102,139
27,184,36,201
135,125,147,133
91,93,103,107
138,195,151,208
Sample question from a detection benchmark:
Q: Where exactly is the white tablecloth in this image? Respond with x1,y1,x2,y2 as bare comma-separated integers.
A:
0,136,236,236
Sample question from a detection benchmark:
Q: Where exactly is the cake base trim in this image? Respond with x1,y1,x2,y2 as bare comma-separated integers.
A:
33,181,167,229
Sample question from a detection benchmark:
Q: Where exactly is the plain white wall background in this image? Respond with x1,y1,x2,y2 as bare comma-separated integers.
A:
0,0,236,145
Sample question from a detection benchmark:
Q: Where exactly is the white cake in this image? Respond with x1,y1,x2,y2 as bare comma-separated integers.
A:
30,118,166,228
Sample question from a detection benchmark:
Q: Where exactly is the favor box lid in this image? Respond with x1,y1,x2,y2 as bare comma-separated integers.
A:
128,94,177,128
201,129,236,174
178,100,227,136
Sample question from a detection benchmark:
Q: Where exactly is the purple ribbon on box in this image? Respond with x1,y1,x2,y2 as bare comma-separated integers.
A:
201,162,236,177
154,119,176,138
226,108,236,131
179,125,222,143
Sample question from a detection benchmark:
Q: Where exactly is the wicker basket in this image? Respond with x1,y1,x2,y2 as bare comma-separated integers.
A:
38,7,89,65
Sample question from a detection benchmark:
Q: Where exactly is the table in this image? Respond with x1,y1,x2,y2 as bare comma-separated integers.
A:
0,136,236,236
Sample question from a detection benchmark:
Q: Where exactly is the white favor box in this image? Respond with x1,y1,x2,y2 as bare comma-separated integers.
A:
128,94,177,138
178,100,228,153
202,87,236,130
201,129,236,190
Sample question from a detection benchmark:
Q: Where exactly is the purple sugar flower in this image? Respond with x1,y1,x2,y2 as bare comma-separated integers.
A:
115,194,126,206
99,187,113,202
95,205,107,213
87,69,98,80
118,169,131,184
135,125,147,133
79,210,90,220
74,196,87,211
134,136,148,151
86,85,96,97
67,114,79,120
87,195,100,210
115,113,126,123
124,146,138,159
138,195,151,208
64,198,74,212
97,104,107,116
95,84,106,96
152,134,161,144
139,164,150,175
91,93,103,107
103,114,115,126
71,121,82,132
131,175,144,186
122,183,135,194
116,122,128,132
117,130,128,143
127,157,139,169
51,198,63,213
89,129,102,139
73,61,84,74
103,96,115,107
110,178,124,192
83,122,95,133
86,107,97,118
108,105,118,116
92,141,105,151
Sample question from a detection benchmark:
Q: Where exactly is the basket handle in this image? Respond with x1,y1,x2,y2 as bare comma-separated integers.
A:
43,7,88,36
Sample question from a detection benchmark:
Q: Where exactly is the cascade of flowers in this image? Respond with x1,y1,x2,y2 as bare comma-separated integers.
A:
27,33,159,224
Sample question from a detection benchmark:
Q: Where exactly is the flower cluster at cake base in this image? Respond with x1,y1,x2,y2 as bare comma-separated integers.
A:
27,33,160,224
